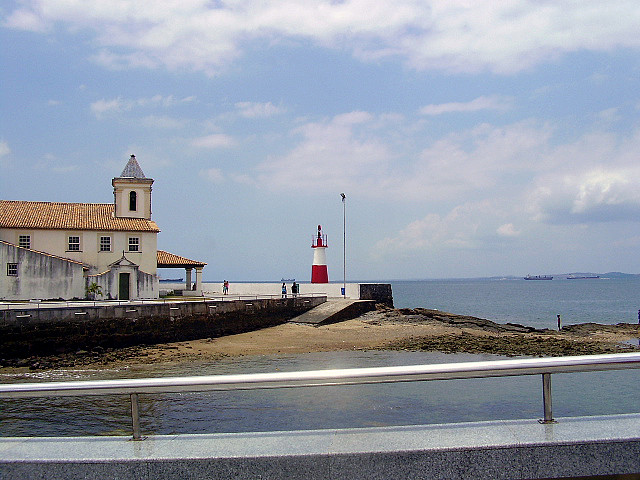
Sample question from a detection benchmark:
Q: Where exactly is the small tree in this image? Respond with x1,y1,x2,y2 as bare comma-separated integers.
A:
86,282,103,300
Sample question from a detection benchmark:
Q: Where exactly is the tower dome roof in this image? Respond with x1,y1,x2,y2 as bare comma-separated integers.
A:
120,154,146,178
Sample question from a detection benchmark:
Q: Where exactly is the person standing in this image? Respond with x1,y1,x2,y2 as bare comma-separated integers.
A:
281,282,287,298
223,280,229,295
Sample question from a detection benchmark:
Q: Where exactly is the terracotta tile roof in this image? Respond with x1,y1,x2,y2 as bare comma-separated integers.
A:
157,250,207,267
0,239,87,267
0,200,160,232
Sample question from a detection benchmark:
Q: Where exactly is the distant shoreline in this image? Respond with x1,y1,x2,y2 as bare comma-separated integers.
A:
1,307,638,373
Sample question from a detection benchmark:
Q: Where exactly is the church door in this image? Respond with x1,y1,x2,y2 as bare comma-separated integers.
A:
119,273,130,300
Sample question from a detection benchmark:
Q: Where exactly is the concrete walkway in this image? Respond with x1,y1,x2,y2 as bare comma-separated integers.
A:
288,298,376,326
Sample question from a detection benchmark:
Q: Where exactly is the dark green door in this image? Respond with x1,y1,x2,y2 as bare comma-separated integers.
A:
119,273,130,300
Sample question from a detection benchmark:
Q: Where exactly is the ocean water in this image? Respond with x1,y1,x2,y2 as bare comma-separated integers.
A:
391,276,640,329
1,277,639,437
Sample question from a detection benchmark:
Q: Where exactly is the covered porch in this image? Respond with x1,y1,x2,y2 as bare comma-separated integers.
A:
157,250,207,296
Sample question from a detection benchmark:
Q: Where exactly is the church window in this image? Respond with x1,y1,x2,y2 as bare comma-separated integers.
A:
7,263,18,276
68,236,81,251
18,235,30,249
128,237,140,252
100,236,111,252
129,191,137,211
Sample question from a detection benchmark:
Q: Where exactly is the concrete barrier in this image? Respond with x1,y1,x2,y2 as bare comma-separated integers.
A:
198,282,363,299
1,414,638,479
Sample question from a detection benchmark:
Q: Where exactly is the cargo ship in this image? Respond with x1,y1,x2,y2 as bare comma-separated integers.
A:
524,275,553,280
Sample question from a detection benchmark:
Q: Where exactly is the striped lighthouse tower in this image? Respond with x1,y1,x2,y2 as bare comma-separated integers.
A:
311,225,329,283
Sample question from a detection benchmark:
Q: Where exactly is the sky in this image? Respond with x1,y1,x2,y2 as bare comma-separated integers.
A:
2,1,640,281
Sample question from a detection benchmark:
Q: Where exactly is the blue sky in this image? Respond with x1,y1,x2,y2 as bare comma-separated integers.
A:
2,1,640,281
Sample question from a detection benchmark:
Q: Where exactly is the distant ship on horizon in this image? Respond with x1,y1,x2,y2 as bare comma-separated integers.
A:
524,274,553,280
566,274,600,279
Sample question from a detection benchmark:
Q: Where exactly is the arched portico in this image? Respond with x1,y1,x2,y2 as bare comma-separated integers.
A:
157,250,207,296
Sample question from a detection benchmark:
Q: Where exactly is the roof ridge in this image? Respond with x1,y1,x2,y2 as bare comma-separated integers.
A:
0,201,160,232
0,239,87,266
0,200,113,206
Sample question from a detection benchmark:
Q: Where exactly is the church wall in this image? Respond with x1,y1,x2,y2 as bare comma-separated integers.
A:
0,242,85,300
137,270,158,299
110,231,157,275
0,229,157,276
89,264,157,300
88,270,117,300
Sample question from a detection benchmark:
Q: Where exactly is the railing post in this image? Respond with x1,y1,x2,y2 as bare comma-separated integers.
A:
130,393,143,440
540,373,556,424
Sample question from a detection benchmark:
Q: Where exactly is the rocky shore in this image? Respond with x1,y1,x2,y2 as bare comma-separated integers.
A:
380,308,640,356
1,306,639,372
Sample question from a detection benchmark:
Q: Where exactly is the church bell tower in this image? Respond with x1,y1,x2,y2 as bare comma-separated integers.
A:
112,154,154,220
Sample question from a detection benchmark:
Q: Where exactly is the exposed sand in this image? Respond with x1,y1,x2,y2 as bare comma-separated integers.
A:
3,307,638,372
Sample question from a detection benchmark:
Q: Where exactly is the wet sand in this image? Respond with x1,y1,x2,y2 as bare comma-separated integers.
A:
2,306,639,373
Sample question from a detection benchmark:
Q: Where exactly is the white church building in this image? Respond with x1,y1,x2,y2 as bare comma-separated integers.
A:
0,155,206,301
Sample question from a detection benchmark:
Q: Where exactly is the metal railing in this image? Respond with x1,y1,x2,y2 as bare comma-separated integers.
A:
1,352,639,440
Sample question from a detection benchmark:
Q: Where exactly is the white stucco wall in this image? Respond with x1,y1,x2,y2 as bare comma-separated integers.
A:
0,229,157,275
0,242,85,300
89,265,157,300
112,177,153,220
193,282,361,299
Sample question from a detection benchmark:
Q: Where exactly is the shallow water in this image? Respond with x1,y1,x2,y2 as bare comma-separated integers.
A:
2,351,638,437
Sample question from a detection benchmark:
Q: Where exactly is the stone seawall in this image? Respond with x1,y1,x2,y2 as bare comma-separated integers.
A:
359,284,393,306
0,296,326,359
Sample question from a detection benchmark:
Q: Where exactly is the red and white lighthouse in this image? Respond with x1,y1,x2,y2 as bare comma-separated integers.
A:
311,225,329,283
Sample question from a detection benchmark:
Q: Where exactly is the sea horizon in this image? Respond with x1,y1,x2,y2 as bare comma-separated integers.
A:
199,271,639,283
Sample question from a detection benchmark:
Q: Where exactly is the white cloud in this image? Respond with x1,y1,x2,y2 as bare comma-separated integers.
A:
139,115,187,129
374,201,504,256
252,111,392,193
235,101,286,118
419,95,513,116
6,1,640,75
90,94,196,118
595,108,620,124
250,111,640,232
35,153,78,173
90,97,129,117
3,7,48,32
191,133,236,149
524,127,640,224
0,140,10,157
497,223,520,237
252,114,557,201
0,140,10,167
201,167,224,183
530,167,640,224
